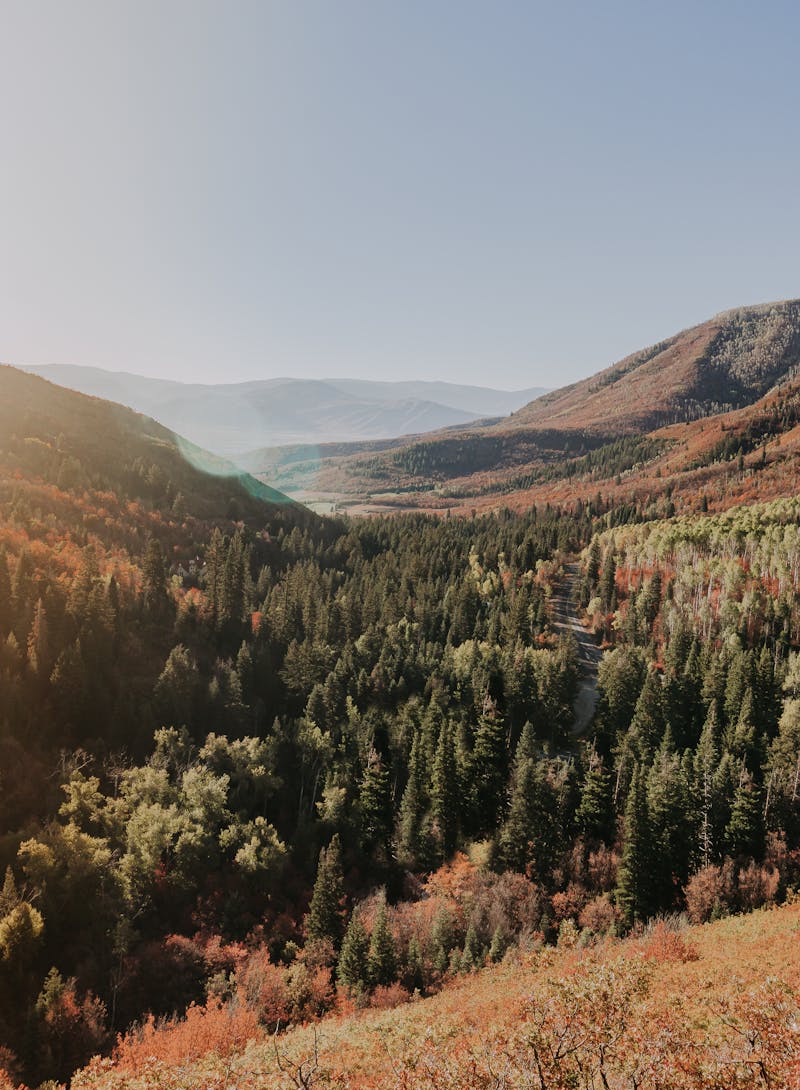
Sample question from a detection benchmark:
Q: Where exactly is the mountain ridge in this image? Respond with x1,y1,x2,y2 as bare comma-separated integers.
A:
274,297,800,513
20,365,547,455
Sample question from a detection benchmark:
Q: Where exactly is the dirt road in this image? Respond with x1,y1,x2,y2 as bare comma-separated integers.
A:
550,561,602,737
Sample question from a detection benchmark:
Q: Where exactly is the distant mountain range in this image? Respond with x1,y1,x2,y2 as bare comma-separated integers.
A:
20,365,547,456
247,298,800,514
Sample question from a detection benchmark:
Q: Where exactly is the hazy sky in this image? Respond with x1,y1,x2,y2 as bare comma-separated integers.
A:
2,1,799,389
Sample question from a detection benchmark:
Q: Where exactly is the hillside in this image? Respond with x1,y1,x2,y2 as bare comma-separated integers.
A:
72,903,800,1089
271,299,800,513
22,365,547,455
509,298,800,433
0,364,303,531
1,360,800,1086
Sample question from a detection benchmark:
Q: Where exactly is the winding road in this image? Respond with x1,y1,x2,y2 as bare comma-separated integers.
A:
550,561,602,737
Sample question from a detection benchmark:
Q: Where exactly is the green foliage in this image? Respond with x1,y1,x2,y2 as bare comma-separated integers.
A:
337,909,370,998
306,835,346,948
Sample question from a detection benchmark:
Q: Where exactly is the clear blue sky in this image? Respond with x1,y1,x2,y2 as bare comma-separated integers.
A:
1,1,798,388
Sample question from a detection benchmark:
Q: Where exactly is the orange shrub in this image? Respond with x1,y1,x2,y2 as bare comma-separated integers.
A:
578,894,620,935
639,920,700,964
112,997,260,1070
737,861,780,912
685,864,731,924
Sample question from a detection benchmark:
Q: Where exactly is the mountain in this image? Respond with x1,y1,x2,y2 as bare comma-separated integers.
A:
21,365,547,455
277,298,800,514
0,364,304,532
507,298,800,433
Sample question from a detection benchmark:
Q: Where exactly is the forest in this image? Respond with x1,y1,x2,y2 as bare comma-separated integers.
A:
1,463,800,1084
0,371,799,1086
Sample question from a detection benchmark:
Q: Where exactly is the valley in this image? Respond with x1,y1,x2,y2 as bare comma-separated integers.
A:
2,300,800,1087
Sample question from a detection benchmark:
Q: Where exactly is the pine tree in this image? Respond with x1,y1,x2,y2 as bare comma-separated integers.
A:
628,668,664,759
598,548,617,612
430,720,459,860
142,538,168,612
693,705,721,868
205,528,227,628
469,708,507,836
575,752,615,845
337,908,370,998
397,731,428,866
367,897,397,987
405,933,425,992
359,748,392,855
616,765,652,927
0,867,19,916
430,907,455,975
460,924,483,971
647,742,691,912
306,834,346,948
725,768,765,859
488,926,507,963
0,547,10,637
26,599,50,678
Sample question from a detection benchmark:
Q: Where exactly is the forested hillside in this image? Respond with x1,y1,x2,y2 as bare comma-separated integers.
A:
279,299,800,513
2,362,800,1087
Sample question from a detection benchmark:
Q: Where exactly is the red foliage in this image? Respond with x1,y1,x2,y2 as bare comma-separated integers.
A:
638,920,700,964
112,997,261,1069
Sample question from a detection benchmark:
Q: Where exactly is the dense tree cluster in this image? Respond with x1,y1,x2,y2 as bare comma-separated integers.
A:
2,377,800,1086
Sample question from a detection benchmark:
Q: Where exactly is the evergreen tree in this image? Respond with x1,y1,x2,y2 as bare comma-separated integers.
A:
26,599,50,679
337,908,370,998
430,720,459,860
469,707,507,835
306,834,346,948
367,897,397,987
616,765,653,927
627,667,664,759
488,926,507,963
358,748,392,855
142,538,168,613
460,924,483,971
575,752,615,845
397,731,428,866
598,548,617,612
647,741,691,911
725,769,765,859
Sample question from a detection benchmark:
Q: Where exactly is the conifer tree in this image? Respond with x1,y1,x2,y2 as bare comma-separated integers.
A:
367,897,397,987
598,548,617,612
430,720,459,860
469,707,507,835
647,741,691,910
337,908,370,998
693,705,721,867
628,667,664,759
616,765,653,927
488,926,507,963
725,769,765,859
306,834,346,948
575,752,615,845
0,547,10,637
460,924,483,971
405,933,425,992
397,731,428,865
498,758,536,872
359,748,392,855
26,599,49,678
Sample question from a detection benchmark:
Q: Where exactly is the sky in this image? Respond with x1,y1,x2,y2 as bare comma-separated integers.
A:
1,1,799,390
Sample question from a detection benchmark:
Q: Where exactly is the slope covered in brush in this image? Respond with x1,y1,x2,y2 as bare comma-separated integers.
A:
510,298,800,434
